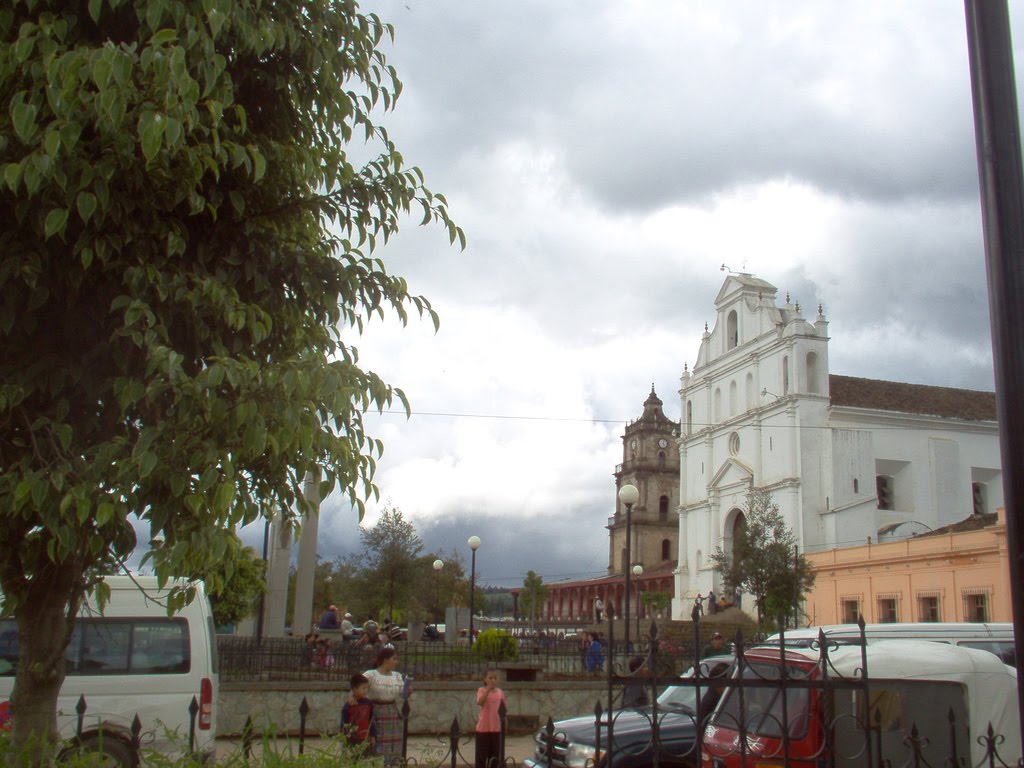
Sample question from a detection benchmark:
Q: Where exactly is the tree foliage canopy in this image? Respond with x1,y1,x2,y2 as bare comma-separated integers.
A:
0,0,461,752
205,541,266,627
710,489,816,626
520,570,548,624
358,504,423,619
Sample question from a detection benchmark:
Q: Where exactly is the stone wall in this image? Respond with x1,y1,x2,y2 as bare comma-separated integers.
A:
219,680,608,737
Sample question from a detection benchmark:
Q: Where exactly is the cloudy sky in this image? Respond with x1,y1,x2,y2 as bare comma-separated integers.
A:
241,2,1024,589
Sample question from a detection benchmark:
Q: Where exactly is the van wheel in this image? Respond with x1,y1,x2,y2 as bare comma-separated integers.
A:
74,735,135,768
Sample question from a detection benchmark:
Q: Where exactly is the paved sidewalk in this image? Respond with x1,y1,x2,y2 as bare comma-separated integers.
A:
215,733,538,764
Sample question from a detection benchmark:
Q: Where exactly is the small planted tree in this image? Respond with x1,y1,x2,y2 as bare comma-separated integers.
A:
474,629,518,662
520,570,549,626
710,489,816,626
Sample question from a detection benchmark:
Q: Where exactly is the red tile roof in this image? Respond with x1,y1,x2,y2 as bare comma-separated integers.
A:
828,375,997,421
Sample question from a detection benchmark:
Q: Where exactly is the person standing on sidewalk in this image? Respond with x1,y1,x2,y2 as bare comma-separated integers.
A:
340,673,376,752
360,646,407,764
475,669,507,768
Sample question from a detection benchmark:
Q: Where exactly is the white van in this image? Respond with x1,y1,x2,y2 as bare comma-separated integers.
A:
0,576,219,765
764,622,1015,666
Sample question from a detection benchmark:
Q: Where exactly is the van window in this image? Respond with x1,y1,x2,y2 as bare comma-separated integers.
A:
711,662,811,738
0,618,190,676
958,640,1016,667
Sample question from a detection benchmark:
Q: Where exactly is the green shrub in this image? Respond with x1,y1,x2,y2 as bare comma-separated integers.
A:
473,629,519,661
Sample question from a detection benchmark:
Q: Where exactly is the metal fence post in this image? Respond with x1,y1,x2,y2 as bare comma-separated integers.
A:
448,717,461,768
129,715,142,768
401,696,411,762
75,694,87,739
187,695,198,752
242,715,254,762
298,696,309,755
498,699,507,768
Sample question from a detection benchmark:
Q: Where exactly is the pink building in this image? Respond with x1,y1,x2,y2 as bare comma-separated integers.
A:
805,508,1010,625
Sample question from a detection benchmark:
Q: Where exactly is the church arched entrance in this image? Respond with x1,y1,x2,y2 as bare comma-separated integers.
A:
721,507,746,604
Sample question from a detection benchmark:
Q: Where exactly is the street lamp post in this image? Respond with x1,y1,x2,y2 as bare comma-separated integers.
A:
633,564,644,641
433,559,444,626
468,536,481,641
619,484,639,652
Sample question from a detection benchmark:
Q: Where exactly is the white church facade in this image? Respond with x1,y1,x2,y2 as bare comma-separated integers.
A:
672,274,1003,620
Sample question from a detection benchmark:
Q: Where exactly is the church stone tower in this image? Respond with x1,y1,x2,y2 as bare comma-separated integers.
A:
608,386,680,574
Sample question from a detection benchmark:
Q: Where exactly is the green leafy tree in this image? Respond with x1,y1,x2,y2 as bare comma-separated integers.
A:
0,0,461,756
520,570,549,625
359,505,423,620
710,489,816,626
640,590,671,616
205,542,266,627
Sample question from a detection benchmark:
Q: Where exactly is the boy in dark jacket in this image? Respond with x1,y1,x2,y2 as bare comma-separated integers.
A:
341,673,376,752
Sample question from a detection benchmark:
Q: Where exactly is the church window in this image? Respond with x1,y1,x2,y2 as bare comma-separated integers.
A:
661,539,671,560
659,495,669,521
853,478,859,494
729,380,737,415
745,372,755,409
782,356,790,394
806,351,820,394
685,400,692,434
658,451,666,468
972,482,987,515
728,432,740,456
769,436,773,451
714,388,722,421
876,475,895,511
727,310,738,350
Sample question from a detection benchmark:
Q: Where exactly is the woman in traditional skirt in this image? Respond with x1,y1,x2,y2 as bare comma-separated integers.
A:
363,646,406,763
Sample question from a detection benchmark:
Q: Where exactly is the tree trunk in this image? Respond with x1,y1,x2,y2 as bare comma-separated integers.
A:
10,568,80,765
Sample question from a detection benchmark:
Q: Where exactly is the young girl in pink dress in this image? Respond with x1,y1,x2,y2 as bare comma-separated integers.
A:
475,669,508,768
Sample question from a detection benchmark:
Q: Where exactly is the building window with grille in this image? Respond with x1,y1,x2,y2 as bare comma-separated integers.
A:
918,594,941,622
877,595,899,623
840,598,860,624
661,539,671,561
963,590,990,623
876,475,895,510
659,495,669,521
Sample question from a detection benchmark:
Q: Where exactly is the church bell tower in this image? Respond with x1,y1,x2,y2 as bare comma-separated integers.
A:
608,386,680,574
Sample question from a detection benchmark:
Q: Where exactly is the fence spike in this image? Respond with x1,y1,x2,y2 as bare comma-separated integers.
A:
76,694,87,739
188,696,199,752
129,715,142,768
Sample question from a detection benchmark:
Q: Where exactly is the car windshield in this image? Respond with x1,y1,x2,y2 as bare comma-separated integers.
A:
657,658,733,712
710,661,811,739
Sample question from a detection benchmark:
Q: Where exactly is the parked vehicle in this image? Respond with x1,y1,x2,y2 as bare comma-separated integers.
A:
0,576,219,766
702,641,1020,768
764,621,1015,666
523,656,733,768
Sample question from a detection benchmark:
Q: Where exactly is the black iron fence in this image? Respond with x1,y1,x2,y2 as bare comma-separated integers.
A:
65,615,1024,768
217,634,667,683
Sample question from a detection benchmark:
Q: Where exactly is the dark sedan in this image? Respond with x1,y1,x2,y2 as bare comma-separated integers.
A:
523,657,732,768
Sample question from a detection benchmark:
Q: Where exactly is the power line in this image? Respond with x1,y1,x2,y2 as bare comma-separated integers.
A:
375,409,628,424
372,407,997,432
